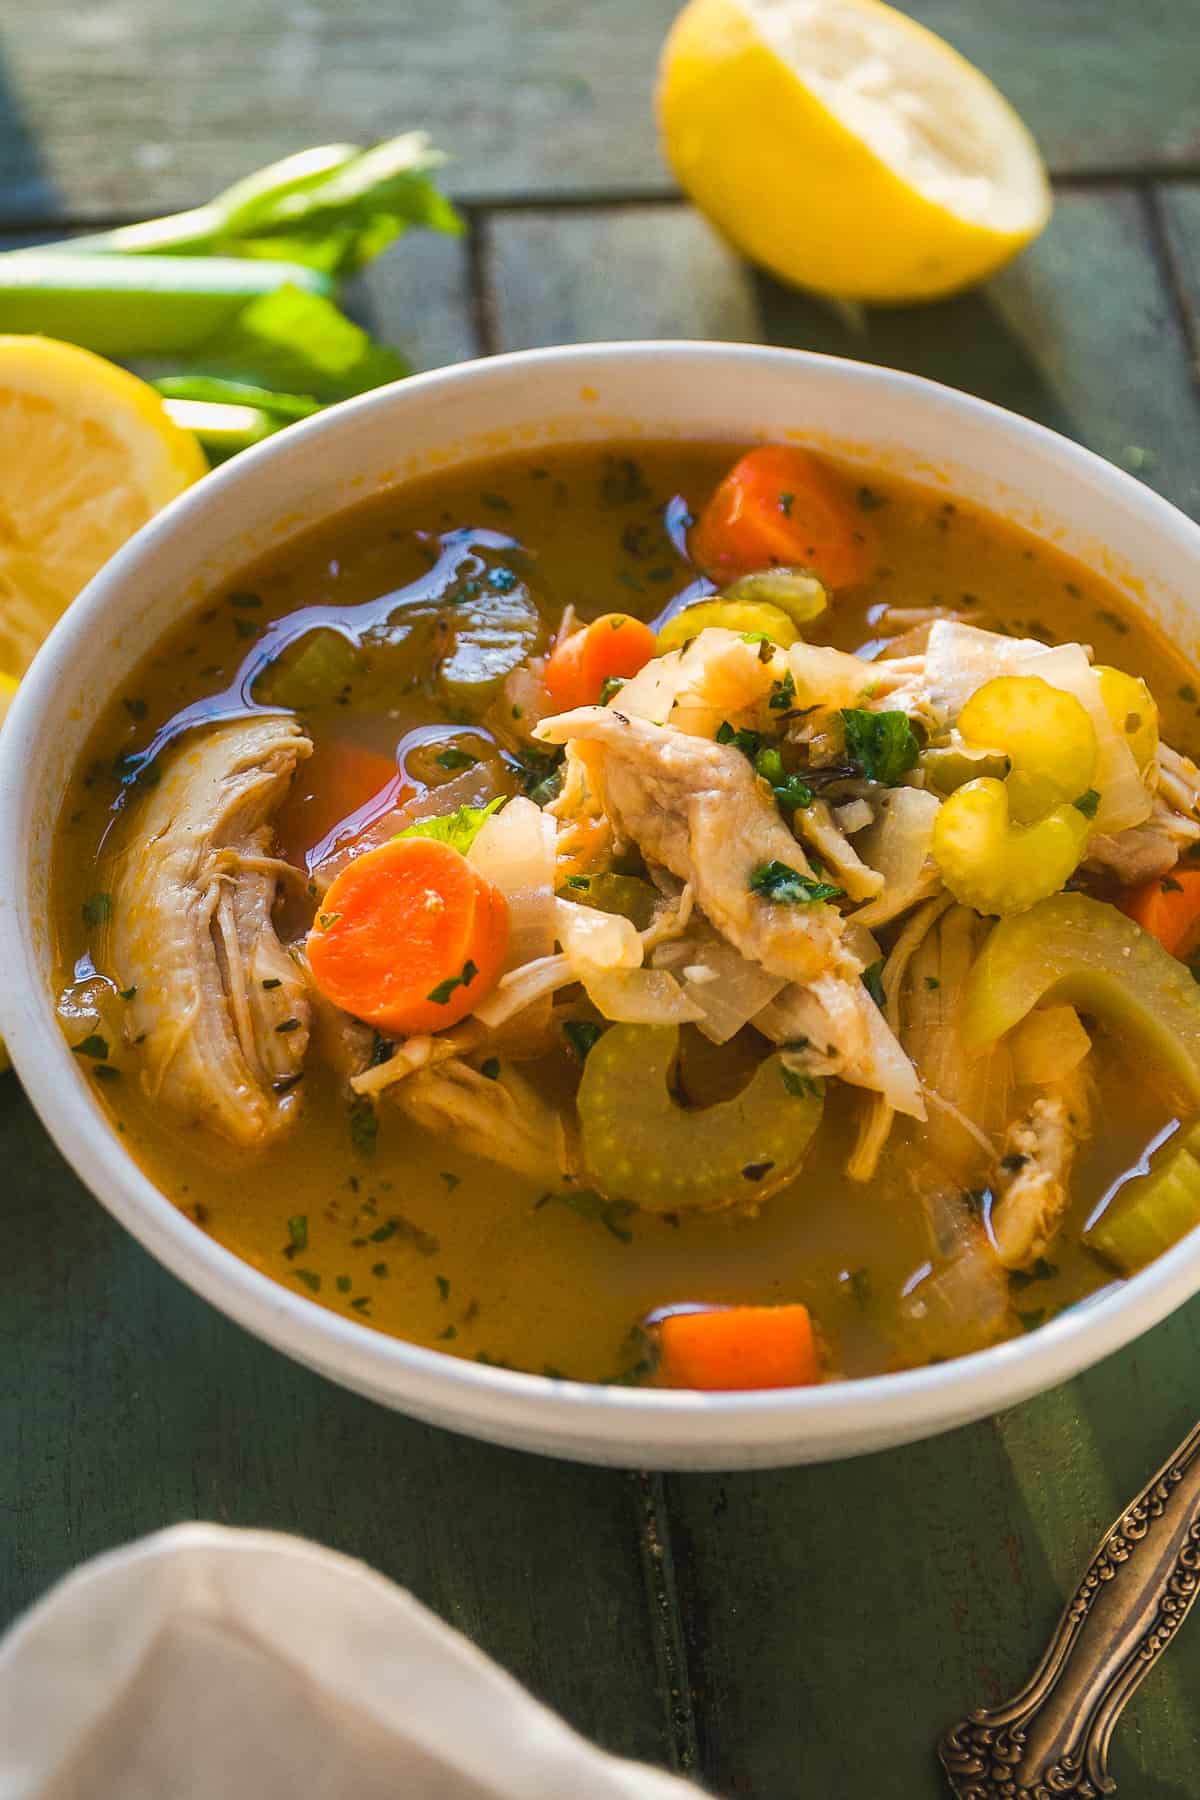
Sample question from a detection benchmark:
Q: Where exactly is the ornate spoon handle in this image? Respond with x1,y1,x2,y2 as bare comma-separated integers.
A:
939,1419,1200,1798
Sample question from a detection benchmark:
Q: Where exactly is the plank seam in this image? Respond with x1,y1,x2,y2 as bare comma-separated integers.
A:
4,162,1200,237
462,205,500,356
632,1470,701,1777
1141,182,1200,384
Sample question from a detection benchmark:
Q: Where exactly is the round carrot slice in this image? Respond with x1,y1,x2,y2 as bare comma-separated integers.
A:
306,836,509,1035
690,445,871,590
657,1303,820,1390
544,612,658,710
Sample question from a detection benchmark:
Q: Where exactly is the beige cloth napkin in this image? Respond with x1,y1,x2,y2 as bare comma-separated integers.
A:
0,1525,702,1799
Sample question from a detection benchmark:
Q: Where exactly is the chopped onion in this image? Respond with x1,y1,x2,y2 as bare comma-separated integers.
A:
555,897,642,972
661,927,786,1044
834,798,874,835
469,796,556,973
922,621,1043,724
853,787,941,929
582,966,704,1025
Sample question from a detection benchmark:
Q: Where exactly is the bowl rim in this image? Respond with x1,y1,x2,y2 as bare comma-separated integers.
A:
4,337,1200,1462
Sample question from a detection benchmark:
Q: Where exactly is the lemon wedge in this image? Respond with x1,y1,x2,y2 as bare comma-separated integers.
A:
0,336,207,683
658,0,1052,302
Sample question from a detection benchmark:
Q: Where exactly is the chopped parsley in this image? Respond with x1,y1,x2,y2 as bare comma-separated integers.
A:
1016,1307,1047,1334
228,591,262,609
861,960,886,1009
742,1159,774,1182
778,491,794,516
1009,1258,1059,1292
1073,789,1101,819
82,892,112,927
436,1274,451,1301
480,1057,501,1080
768,669,796,712
537,1187,636,1243
925,976,940,991
119,985,138,1002
715,719,763,760
856,485,887,511
440,1171,461,1191
1162,875,1184,894
371,1261,390,1279
275,1017,302,1033
92,1065,121,1084
349,1094,378,1158
336,1275,352,1294
843,1267,873,1303
563,1020,603,1063
435,747,478,772
750,860,843,905
286,1215,309,1254
316,911,341,930
427,959,478,1006
600,455,650,507
480,491,512,512
599,675,626,705
781,1065,823,1099
840,708,920,785
397,796,504,855
72,1034,109,1060
437,1324,458,1341
261,976,283,990
368,1215,440,1257
293,1269,322,1294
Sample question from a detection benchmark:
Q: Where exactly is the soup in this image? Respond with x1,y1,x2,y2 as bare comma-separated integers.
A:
52,440,1200,1389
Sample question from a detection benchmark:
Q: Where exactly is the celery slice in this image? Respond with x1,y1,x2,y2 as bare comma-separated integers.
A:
577,1023,823,1213
1085,1139,1200,1274
962,893,1200,1106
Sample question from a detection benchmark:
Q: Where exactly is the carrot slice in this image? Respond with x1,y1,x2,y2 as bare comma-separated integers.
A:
1119,868,1200,960
306,836,509,1035
656,1303,820,1391
543,612,658,710
690,446,871,590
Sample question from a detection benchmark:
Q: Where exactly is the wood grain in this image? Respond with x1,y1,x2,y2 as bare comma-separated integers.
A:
0,1081,676,1770
2,0,1199,223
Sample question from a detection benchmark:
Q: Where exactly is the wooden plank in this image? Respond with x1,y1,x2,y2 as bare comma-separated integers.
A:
1158,183,1200,366
353,227,477,372
490,187,1200,1796
490,190,1200,521
2,0,1198,224
0,1079,676,1770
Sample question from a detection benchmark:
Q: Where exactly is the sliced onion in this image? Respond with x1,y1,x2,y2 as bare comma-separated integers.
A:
582,966,704,1025
661,928,786,1044
469,795,556,973
1019,642,1151,836
922,621,1043,724
554,897,642,972
853,787,941,929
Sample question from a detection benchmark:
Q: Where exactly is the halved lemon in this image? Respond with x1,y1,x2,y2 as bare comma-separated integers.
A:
658,0,1052,303
0,336,207,682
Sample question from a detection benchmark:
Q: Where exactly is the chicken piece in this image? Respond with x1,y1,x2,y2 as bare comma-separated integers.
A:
795,799,884,902
989,1068,1091,1269
391,1056,573,1185
1087,793,1200,885
756,973,925,1119
108,717,312,1148
534,707,851,986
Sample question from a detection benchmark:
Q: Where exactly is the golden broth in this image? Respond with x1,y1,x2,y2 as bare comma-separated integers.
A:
53,443,1200,1383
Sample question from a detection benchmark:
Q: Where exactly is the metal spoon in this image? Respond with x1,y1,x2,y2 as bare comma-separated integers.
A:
939,1419,1200,1797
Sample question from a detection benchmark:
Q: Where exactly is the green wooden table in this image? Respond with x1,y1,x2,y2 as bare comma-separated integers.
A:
2,5,1200,1792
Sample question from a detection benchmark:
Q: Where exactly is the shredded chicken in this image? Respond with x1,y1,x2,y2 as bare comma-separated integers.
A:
108,717,312,1147
391,1057,574,1185
534,706,853,986
1087,793,1200,884
989,1069,1092,1269
756,973,925,1120
795,799,884,902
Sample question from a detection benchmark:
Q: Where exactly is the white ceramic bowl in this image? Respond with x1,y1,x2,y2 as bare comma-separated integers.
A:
3,342,1200,1471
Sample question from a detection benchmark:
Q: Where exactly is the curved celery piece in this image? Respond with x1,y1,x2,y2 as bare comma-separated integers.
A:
560,873,659,931
959,675,1096,825
932,778,1089,915
253,627,363,709
577,1023,823,1212
721,567,829,628
438,583,543,711
920,742,1011,794
962,893,1200,1106
1084,1127,1200,1274
1095,665,1158,774
656,599,799,655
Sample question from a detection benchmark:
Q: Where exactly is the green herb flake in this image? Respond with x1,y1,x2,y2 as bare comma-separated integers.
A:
1161,875,1184,894
1016,1307,1047,1334
350,1295,372,1313
563,1020,603,1063
778,491,794,516
228,591,263,609
92,1065,121,1084
599,675,626,705
397,795,504,855
316,911,342,931
336,1275,352,1294
440,1171,461,1191
349,1094,378,1158
768,669,796,712
234,617,262,640
119,985,138,1002
293,1268,322,1294
479,491,513,513
435,1274,451,1301
82,893,113,927
437,1324,459,1341
287,1214,309,1253
367,1215,440,1256
600,456,650,508
537,1187,636,1243
781,1065,823,1099
564,874,591,891
480,1057,501,1081
862,960,886,1009
840,708,920,785
427,959,478,1006
72,1034,109,1061
371,1260,390,1279
1073,788,1102,819
857,485,887,512
749,860,843,906
715,719,764,761
275,1017,302,1034
924,976,940,991
435,747,478,772
1179,683,1198,705
262,977,282,990
123,696,148,721
843,1267,872,1303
